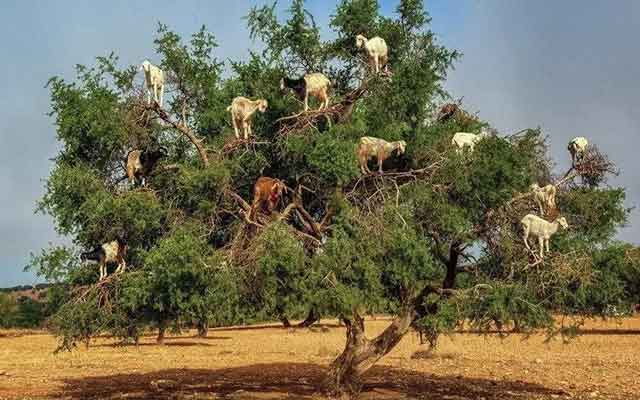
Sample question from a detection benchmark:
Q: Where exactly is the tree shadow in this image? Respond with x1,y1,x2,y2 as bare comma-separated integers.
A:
53,362,566,399
91,341,216,348
178,335,233,341
207,322,343,332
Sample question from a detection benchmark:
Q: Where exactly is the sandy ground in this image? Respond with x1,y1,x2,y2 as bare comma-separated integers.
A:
0,317,639,400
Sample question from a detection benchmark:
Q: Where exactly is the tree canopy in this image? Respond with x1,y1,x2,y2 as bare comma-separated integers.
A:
31,0,636,396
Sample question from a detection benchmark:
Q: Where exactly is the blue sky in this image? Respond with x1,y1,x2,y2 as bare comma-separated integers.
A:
0,1,638,287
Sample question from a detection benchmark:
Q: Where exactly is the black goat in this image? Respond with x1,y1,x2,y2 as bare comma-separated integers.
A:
280,76,307,100
126,147,167,186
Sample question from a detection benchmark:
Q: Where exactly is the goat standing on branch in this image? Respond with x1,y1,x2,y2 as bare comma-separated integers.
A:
520,214,568,259
140,60,165,107
357,136,406,174
568,136,589,166
250,177,287,218
80,238,128,281
356,34,388,74
530,183,557,216
126,147,167,187
226,97,268,140
451,129,490,154
436,103,459,123
280,73,330,111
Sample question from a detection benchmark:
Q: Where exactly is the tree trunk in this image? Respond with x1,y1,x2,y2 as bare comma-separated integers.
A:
443,243,461,290
127,325,140,345
280,316,292,328
197,320,208,338
323,285,441,397
157,321,166,345
297,308,320,328
323,310,414,397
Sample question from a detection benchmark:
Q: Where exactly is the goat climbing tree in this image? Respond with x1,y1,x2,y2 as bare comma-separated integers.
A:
32,0,638,397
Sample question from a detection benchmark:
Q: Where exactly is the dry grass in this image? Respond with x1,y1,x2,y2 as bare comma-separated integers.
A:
1,317,640,399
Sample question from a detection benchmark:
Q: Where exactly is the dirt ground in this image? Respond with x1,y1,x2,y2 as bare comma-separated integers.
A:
1,317,639,400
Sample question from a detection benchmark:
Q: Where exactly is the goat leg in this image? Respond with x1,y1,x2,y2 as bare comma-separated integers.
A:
523,232,531,251
116,260,126,274
538,237,545,259
232,117,240,139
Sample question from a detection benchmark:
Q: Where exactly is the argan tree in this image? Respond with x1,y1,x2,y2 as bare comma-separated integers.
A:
31,0,636,396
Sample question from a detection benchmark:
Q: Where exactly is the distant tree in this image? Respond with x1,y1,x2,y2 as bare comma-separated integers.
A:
0,293,17,328
13,297,46,328
0,294,46,329
31,0,634,396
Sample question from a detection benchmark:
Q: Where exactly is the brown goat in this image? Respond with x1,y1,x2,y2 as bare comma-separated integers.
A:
437,103,459,122
250,177,286,217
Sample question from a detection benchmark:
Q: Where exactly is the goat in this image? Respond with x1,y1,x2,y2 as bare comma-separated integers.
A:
126,147,167,187
280,73,330,111
226,97,268,139
250,177,286,218
355,34,388,74
140,60,165,107
451,129,490,154
80,238,128,281
520,214,568,259
568,136,589,166
436,103,459,123
357,136,407,174
530,183,557,216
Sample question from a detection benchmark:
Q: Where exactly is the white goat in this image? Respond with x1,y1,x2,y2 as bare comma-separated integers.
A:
226,97,268,139
520,214,568,259
568,136,589,165
357,136,406,174
355,34,388,74
451,129,490,154
140,60,165,107
280,73,331,111
530,183,557,216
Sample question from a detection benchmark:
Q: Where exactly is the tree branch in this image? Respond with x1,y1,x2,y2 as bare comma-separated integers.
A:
443,242,461,290
147,102,209,167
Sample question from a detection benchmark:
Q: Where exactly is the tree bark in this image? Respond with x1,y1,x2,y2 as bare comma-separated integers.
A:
297,308,320,328
157,321,167,345
443,243,461,290
280,316,292,328
196,320,208,338
323,310,414,397
323,286,442,397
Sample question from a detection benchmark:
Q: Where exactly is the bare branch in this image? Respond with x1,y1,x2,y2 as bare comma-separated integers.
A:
145,102,210,167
